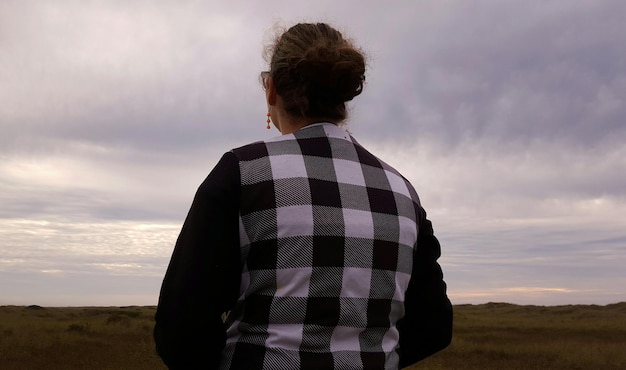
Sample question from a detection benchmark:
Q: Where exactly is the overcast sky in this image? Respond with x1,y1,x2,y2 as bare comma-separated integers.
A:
1,0,625,307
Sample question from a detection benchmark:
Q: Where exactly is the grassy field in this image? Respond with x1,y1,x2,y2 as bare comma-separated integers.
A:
0,303,624,369
410,302,626,370
0,305,163,370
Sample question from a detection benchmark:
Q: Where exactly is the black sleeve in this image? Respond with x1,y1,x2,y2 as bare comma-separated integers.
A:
154,151,241,370
397,206,453,369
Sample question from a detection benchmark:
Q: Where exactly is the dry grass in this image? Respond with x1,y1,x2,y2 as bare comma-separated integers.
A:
0,302,624,369
410,302,626,370
0,305,164,370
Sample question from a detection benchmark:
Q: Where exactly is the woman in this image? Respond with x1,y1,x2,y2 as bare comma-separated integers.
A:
154,22,452,369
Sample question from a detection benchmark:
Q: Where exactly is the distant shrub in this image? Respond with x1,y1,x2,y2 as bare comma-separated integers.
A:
106,314,132,327
66,323,89,333
117,310,141,319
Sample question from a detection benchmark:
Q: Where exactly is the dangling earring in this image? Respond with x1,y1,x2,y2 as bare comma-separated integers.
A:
266,112,271,129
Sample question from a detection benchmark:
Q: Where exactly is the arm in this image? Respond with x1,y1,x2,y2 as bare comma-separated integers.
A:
397,206,453,368
154,152,241,369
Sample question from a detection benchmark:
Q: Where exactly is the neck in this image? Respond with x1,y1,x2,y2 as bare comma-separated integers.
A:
277,113,339,135
269,96,340,134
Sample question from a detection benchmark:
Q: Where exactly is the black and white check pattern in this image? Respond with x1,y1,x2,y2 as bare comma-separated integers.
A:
219,123,422,370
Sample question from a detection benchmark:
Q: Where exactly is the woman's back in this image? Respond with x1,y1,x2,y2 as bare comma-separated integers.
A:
221,123,421,369
154,22,452,370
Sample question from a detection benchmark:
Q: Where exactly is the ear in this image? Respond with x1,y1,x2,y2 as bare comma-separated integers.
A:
266,76,278,106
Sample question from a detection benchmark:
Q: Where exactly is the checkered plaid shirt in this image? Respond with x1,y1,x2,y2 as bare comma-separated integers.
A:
221,123,422,369
154,122,452,370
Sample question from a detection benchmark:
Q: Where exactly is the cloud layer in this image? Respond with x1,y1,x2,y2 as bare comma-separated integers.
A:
1,0,625,306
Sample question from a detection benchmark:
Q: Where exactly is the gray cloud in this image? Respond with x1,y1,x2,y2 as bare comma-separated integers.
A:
1,0,625,306
356,1,626,149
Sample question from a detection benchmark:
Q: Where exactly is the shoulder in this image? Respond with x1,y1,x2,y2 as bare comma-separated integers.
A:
230,132,303,161
353,140,422,202
230,140,268,161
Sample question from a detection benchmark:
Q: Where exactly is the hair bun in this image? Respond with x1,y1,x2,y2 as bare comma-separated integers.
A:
295,46,365,103
266,23,366,120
